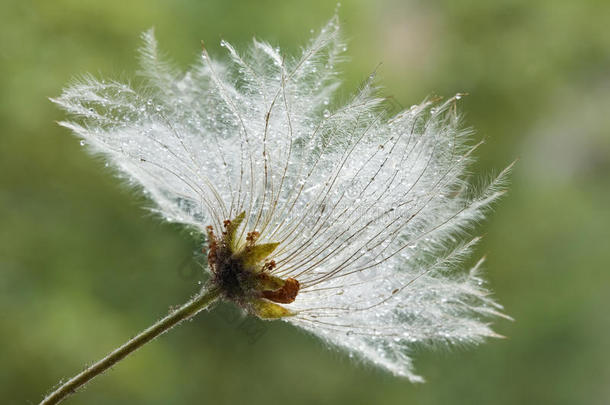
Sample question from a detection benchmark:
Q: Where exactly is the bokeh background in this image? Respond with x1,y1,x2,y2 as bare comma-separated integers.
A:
2,0,609,404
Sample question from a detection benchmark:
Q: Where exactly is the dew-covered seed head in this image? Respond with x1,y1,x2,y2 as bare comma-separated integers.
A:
52,15,511,381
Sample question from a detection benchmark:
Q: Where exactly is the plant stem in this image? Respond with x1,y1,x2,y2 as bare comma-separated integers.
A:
40,286,221,405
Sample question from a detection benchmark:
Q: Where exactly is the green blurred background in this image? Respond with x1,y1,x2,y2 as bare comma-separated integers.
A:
2,0,609,404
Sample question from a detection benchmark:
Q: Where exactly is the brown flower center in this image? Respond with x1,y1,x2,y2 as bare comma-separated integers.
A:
206,212,299,318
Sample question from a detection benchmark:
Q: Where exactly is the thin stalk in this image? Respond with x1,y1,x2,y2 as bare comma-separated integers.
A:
40,286,221,405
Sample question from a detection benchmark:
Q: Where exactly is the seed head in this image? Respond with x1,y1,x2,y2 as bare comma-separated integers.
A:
52,15,512,381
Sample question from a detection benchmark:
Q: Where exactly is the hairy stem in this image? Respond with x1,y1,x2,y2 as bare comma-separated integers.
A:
40,286,221,405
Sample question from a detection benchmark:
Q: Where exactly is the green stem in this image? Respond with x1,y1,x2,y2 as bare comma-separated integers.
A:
40,286,221,405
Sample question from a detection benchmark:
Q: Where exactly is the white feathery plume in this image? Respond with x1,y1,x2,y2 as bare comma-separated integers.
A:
52,16,511,382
